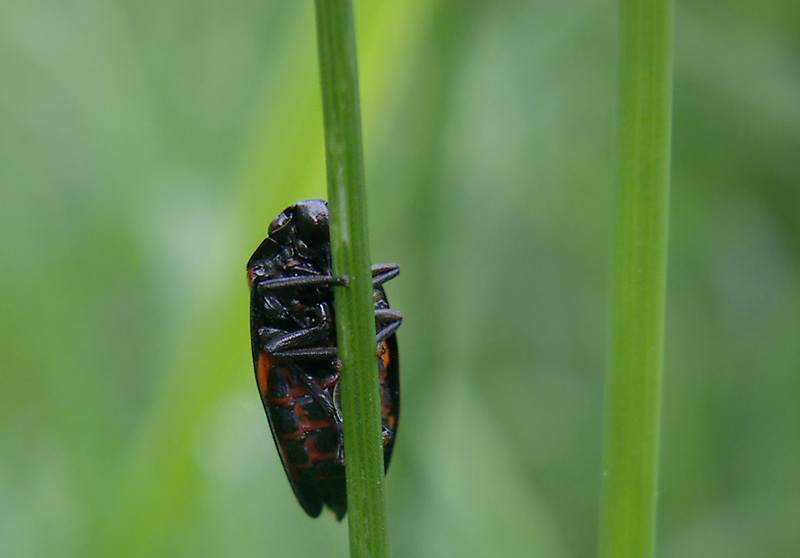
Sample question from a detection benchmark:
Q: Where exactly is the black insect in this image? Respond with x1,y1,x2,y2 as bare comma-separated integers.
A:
247,199,401,520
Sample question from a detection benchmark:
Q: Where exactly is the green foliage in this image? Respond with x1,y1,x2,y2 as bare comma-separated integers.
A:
1,1,799,557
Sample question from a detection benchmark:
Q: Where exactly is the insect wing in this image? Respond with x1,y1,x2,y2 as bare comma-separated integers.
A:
381,333,400,468
250,288,324,518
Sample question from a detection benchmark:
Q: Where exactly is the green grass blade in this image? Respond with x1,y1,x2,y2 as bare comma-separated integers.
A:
314,1,389,557
598,1,675,557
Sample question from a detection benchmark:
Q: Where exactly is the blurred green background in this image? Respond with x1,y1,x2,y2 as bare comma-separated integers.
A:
1,1,798,556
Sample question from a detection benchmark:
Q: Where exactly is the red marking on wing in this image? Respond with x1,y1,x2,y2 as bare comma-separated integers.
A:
305,438,336,462
378,341,392,421
256,353,271,399
278,417,335,440
379,340,391,370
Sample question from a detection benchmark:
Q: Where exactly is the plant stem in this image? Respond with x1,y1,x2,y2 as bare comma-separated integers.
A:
598,1,674,557
314,1,389,557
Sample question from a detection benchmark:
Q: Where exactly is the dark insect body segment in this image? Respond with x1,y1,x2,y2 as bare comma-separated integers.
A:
247,199,401,520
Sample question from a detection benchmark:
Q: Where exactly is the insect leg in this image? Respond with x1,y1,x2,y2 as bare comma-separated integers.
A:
254,274,347,291
261,322,331,355
371,263,400,287
375,308,402,323
291,364,345,461
273,347,338,360
374,308,403,345
291,367,341,421
266,310,400,359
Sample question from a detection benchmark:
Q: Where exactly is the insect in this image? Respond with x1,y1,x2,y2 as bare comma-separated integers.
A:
247,199,402,520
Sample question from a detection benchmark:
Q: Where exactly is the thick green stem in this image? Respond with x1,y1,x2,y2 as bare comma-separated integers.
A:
598,1,674,557
314,1,389,557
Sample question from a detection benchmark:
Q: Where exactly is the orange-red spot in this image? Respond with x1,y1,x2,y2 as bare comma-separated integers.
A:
256,353,271,399
304,438,336,462
380,341,390,370
300,417,335,431
293,402,310,421
277,416,335,440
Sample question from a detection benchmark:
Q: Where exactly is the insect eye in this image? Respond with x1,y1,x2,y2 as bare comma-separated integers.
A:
248,265,266,285
268,211,291,237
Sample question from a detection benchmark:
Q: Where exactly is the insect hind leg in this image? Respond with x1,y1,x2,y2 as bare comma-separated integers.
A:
374,308,402,345
261,322,331,355
291,364,345,462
